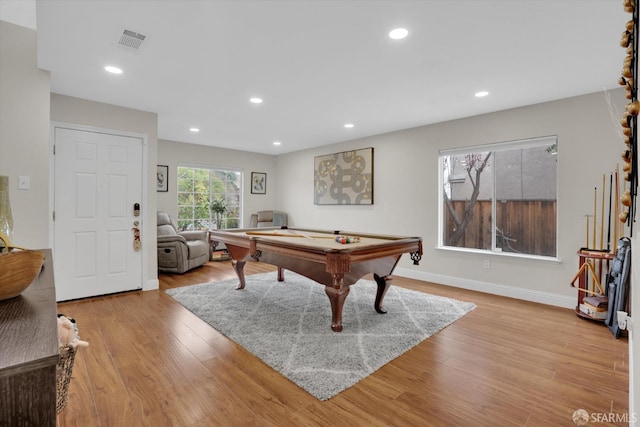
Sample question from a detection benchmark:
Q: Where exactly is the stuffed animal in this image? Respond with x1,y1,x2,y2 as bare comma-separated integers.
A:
57,314,89,348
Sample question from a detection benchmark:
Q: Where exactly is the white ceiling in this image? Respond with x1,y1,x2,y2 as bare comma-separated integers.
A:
32,0,627,155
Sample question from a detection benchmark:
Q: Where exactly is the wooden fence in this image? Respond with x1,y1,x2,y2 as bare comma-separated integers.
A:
443,200,557,257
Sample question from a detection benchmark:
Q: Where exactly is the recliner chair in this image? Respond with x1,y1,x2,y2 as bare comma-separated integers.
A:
249,210,288,228
157,212,209,273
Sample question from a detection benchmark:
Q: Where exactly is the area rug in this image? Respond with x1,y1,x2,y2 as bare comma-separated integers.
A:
166,272,476,400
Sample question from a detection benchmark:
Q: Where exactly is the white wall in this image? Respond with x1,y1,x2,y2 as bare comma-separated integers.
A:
158,139,279,227
276,89,626,307
0,20,51,249
631,239,638,423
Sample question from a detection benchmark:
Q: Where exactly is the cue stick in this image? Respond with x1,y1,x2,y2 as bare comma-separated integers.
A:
245,231,303,237
600,175,605,251
614,166,620,254
244,231,334,239
599,175,605,284
576,216,597,298
607,173,613,252
584,214,591,293
593,187,597,251
286,230,315,240
592,187,597,292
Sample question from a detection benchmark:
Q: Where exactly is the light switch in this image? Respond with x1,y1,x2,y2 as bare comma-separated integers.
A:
18,176,30,190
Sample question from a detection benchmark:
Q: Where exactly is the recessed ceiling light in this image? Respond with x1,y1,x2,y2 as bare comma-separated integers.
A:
389,28,408,40
189,128,200,133
475,91,489,97
344,123,355,128
273,141,281,146
104,65,123,74
250,97,263,104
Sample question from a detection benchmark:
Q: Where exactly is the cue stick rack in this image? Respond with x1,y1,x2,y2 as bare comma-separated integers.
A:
570,179,616,320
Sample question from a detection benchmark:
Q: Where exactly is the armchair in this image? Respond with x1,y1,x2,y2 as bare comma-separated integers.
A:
249,210,288,228
157,212,209,273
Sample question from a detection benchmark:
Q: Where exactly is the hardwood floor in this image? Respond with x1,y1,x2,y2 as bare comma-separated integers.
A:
56,261,629,426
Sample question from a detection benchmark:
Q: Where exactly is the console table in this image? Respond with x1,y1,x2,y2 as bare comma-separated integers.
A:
0,249,59,426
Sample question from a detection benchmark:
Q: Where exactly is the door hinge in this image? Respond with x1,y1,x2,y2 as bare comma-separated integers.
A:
53,145,55,155
53,211,55,221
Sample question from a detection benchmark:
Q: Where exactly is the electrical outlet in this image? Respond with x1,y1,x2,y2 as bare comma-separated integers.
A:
483,260,491,269
18,176,30,190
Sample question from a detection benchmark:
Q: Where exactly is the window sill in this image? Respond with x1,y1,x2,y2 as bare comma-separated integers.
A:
436,245,562,264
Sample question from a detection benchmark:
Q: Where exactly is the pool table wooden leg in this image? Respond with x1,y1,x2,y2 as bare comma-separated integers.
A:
325,274,349,332
232,260,246,290
373,273,391,314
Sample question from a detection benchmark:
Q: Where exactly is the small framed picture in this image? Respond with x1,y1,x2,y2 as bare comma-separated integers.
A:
251,172,266,194
157,165,169,192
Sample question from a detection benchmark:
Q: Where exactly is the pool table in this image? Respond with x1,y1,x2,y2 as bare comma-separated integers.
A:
208,227,423,332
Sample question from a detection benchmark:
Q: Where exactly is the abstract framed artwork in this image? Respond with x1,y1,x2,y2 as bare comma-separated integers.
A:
314,147,374,205
157,165,168,192
251,172,267,194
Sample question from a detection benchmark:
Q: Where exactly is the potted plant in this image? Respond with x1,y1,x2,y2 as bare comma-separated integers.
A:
210,197,227,230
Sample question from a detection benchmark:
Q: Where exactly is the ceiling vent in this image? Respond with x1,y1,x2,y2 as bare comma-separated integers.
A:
118,29,146,50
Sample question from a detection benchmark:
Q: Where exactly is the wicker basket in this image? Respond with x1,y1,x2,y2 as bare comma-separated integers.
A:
56,344,77,413
0,232,44,301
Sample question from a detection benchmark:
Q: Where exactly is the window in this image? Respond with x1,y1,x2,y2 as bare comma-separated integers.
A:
177,166,242,231
440,136,557,258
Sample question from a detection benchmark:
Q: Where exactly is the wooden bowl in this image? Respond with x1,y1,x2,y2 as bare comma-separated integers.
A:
0,250,45,301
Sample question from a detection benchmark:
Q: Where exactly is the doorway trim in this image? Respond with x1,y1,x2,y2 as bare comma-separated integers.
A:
48,121,152,292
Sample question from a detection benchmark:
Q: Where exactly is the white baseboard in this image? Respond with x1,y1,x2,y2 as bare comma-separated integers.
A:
146,266,575,307
144,278,160,291
395,267,575,309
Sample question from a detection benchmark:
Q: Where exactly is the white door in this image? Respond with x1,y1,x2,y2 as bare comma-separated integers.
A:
53,127,143,301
